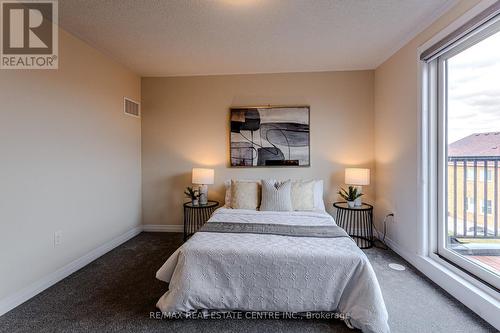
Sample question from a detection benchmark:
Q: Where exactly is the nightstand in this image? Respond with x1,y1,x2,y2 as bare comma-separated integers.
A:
183,201,219,241
333,202,374,249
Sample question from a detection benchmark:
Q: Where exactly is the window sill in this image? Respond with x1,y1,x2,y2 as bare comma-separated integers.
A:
426,252,499,299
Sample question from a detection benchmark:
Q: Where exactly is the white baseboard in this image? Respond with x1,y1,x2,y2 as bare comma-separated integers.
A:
0,226,142,317
142,224,183,232
381,235,500,330
2,225,497,329
0,224,183,316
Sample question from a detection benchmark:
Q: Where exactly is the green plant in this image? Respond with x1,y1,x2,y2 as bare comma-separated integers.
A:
338,186,363,202
184,186,200,200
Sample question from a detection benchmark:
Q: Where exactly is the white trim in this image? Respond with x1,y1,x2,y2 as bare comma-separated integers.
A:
142,224,183,232
0,224,182,316
0,226,142,316
383,236,500,330
0,221,495,330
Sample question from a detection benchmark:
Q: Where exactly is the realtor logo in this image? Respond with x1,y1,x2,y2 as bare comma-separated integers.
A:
1,0,58,69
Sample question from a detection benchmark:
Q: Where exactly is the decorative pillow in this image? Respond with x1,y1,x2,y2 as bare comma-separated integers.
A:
224,180,231,207
313,180,326,211
291,180,315,211
260,179,293,211
230,180,261,210
224,179,261,208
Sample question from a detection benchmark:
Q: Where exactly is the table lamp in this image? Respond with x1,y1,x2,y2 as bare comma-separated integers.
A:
345,168,370,207
192,168,214,205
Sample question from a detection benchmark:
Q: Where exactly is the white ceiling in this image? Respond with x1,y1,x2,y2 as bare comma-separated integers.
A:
59,0,457,76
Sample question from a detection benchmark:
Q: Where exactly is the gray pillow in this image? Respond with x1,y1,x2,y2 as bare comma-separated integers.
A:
260,179,293,211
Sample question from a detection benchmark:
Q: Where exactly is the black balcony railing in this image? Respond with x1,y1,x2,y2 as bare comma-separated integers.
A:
448,156,500,239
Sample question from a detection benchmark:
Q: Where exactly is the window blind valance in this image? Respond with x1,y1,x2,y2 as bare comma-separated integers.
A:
420,1,500,62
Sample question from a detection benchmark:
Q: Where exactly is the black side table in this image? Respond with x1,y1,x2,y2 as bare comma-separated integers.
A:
183,201,219,241
333,202,373,249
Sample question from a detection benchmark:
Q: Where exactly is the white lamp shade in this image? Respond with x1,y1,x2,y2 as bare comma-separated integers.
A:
192,168,214,185
345,168,370,186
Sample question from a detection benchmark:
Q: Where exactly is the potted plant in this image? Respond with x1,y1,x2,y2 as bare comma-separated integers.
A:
184,186,200,205
338,186,363,208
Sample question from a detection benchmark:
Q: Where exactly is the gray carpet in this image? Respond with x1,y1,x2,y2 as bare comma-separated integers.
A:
0,233,496,333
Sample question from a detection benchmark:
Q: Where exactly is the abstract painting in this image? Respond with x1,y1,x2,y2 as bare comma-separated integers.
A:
230,106,310,167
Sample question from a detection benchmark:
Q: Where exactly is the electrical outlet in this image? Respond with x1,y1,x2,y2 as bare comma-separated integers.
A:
392,202,398,222
54,230,63,247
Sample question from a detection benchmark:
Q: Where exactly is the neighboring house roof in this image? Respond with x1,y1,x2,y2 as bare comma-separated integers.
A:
449,132,500,157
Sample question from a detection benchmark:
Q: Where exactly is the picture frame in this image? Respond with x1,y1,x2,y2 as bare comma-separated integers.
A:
229,105,310,167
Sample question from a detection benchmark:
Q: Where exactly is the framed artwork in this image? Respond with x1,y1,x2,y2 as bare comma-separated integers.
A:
230,106,310,167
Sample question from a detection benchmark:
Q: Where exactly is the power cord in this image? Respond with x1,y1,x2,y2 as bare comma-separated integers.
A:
373,213,393,250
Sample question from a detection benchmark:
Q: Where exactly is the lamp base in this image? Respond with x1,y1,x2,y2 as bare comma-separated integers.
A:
354,186,363,206
199,184,208,205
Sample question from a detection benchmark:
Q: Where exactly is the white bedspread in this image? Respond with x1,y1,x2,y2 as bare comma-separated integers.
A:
156,208,389,333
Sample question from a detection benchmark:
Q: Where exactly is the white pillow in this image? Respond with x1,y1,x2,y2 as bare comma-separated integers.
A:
224,179,325,211
291,180,315,211
260,180,293,211
224,179,261,208
313,180,326,211
230,180,261,210
224,180,231,207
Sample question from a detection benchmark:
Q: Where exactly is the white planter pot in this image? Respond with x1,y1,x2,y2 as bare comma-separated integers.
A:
347,201,355,208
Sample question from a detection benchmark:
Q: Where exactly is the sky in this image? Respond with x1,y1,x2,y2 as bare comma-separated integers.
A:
448,28,500,143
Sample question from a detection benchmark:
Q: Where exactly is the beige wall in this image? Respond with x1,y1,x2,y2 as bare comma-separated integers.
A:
0,29,141,301
373,0,482,252
142,71,374,226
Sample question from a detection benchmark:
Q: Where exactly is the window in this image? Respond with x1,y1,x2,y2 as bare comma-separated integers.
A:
481,200,493,215
478,168,493,183
466,197,475,213
482,169,493,182
468,168,493,182
423,12,500,289
467,168,475,182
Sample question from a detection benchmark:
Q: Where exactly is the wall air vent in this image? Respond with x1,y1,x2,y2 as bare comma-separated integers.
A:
124,97,140,117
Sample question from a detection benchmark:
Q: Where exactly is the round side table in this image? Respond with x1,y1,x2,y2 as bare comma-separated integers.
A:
183,201,219,241
333,202,374,249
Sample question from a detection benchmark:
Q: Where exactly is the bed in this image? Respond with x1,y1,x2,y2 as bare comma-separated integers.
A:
155,207,389,333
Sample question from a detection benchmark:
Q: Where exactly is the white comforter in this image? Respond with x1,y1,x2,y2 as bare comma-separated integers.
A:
156,208,389,333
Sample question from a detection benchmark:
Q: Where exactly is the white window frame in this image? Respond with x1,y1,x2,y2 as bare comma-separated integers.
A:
434,18,500,290
418,4,500,323
416,0,500,296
